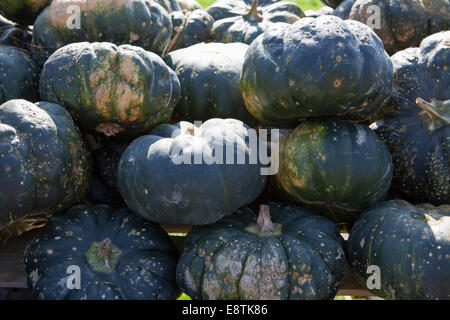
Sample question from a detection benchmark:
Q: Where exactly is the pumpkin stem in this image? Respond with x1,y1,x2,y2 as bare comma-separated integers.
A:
243,0,263,22
257,205,274,233
416,98,449,132
98,238,112,269
186,126,195,136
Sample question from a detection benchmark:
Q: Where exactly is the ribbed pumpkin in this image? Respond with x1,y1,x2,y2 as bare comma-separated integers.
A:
332,0,355,18
240,15,393,127
0,100,91,243
177,203,346,300
39,42,180,138
207,0,304,45
0,0,51,26
31,0,173,66
167,9,214,52
118,119,267,225
335,0,450,55
371,31,449,205
0,15,32,49
347,200,450,300
273,118,393,223
24,204,180,300
0,45,39,104
164,42,257,124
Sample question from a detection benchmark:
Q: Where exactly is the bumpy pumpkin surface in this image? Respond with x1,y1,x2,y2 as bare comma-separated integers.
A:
31,0,173,65
40,42,180,138
177,203,346,300
24,204,180,300
371,32,449,205
0,45,39,104
207,0,304,45
348,200,450,300
336,0,450,55
118,119,267,225
0,100,91,242
273,118,393,223
0,0,51,26
0,15,32,49
164,42,257,124
240,16,393,127
167,9,214,52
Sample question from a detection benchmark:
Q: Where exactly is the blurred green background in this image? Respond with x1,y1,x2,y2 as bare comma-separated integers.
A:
197,0,325,10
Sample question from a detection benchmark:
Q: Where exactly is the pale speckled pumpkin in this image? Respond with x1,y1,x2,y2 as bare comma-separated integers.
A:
348,200,450,300
24,204,180,300
176,203,346,300
39,42,180,138
0,99,91,243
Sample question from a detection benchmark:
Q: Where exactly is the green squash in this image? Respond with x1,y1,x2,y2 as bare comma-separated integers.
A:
347,200,450,300
371,31,449,205
39,42,180,138
31,0,173,66
118,119,267,225
167,9,214,52
0,15,32,49
321,0,345,8
240,15,393,127
0,0,51,26
336,0,450,55
207,0,305,45
0,45,39,104
24,204,180,300
0,99,91,243
177,203,346,300
273,118,393,223
164,42,257,124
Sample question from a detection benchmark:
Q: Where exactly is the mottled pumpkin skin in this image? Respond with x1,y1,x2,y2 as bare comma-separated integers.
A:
164,42,257,125
31,0,173,66
332,0,355,18
371,32,449,205
0,0,51,26
0,100,91,233
207,0,304,45
321,0,344,8
177,203,346,300
240,16,393,128
0,45,39,104
155,0,182,12
168,9,214,52
0,15,32,49
24,205,180,300
337,0,450,55
118,119,267,225
348,200,450,300
40,42,180,138
305,6,333,17
273,119,393,223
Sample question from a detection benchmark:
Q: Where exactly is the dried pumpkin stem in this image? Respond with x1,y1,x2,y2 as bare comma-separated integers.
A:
98,238,112,268
416,98,449,125
257,205,274,233
243,0,263,22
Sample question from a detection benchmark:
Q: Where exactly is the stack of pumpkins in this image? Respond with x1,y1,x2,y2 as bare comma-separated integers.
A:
0,0,448,300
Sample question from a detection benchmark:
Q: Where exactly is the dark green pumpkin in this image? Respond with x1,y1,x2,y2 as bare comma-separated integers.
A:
167,9,214,52
39,42,180,138
0,0,51,26
332,0,355,18
177,203,346,300
31,0,173,66
321,0,345,8
371,31,449,205
273,118,393,223
336,0,450,55
207,0,304,45
347,200,450,300
0,15,32,49
164,42,257,124
0,99,91,242
118,119,267,225
240,16,393,127
0,45,39,104
155,0,182,12
24,204,180,300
